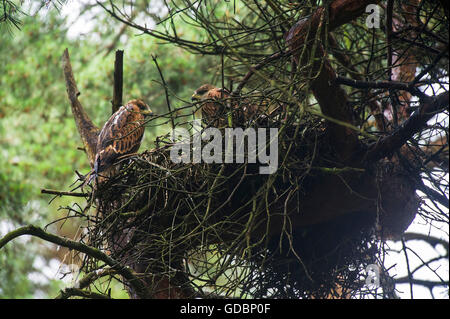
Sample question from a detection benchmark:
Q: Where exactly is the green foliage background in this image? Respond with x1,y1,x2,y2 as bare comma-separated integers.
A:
0,2,215,298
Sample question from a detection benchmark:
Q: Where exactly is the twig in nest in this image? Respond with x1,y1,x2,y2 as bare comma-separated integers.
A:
41,188,89,198
152,54,175,130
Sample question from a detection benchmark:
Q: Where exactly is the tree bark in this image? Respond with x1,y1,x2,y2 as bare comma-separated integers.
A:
62,49,99,167
112,50,124,114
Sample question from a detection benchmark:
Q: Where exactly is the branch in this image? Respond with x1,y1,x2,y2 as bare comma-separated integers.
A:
412,45,449,85
0,225,150,298
415,179,449,209
55,268,118,299
365,91,449,162
112,50,124,114
285,0,380,62
62,49,99,168
386,0,394,81
335,76,426,99
403,232,449,251
394,277,449,289
41,188,89,198
309,48,360,161
233,50,285,96
329,33,386,131
152,55,175,130
285,0,380,161
56,288,111,299
97,1,230,57
422,134,449,169
102,9,137,57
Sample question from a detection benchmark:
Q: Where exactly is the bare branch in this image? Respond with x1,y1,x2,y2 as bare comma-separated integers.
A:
365,91,449,162
62,48,99,167
112,49,124,114
41,188,89,198
56,288,111,299
335,76,426,99
0,225,150,298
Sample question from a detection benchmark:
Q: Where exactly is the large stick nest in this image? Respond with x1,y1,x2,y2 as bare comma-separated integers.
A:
65,0,448,298
81,107,419,298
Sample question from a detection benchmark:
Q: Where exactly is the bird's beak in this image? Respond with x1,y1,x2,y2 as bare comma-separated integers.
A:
191,93,201,102
141,109,154,116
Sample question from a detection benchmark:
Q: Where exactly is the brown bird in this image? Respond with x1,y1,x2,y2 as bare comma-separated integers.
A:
191,84,232,126
91,99,153,181
191,84,263,127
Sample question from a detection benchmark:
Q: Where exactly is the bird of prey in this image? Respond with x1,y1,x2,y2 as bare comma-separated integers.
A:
90,99,153,182
191,84,232,126
191,84,263,127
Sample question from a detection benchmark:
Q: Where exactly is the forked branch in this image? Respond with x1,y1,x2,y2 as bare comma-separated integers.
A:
366,91,449,162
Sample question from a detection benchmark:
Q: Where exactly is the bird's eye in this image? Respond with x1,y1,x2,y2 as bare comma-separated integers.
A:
137,103,148,110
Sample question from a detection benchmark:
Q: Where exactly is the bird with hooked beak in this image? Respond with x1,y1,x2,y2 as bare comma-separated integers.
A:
192,84,268,127
191,84,232,127
88,99,154,184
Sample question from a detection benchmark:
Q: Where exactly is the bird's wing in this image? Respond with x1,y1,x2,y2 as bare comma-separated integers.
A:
95,106,145,173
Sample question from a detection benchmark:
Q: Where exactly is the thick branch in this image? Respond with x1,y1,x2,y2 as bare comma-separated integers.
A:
0,225,150,298
329,33,386,131
285,0,380,59
310,48,360,161
112,50,124,114
389,0,420,122
62,48,99,168
422,134,449,169
55,268,118,299
365,91,449,162
285,0,380,161
56,288,111,299
403,232,449,251
233,50,285,96
394,277,449,289
415,179,449,209
152,55,175,130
